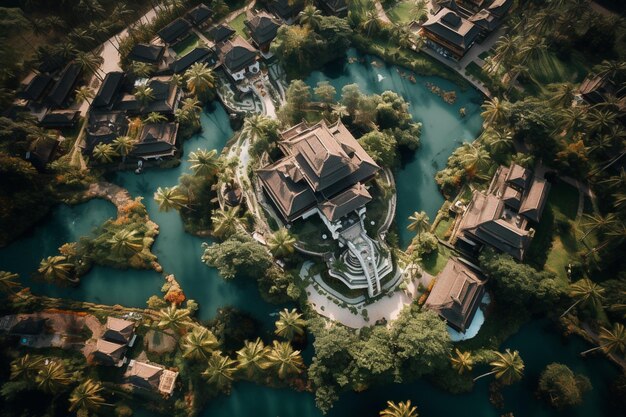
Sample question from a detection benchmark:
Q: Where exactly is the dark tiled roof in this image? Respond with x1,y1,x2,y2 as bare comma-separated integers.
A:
318,0,348,14
11,317,47,335
170,47,216,73
218,36,258,73
128,43,165,64
46,63,82,107
143,76,180,114
186,3,213,25
425,258,485,332
157,18,192,44
93,71,124,109
245,11,281,48
422,8,479,49
519,178,550,223
21,74,53,101
84,111,129,152
318,183,372,222
132,122,179,159
487,0,512,17
207,24,236,43
268,0,303,19
40,110,81,128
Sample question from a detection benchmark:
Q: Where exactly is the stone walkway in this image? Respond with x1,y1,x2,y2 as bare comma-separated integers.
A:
85,181,133,213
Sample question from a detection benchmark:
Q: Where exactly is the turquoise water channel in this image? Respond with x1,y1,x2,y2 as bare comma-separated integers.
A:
0,49,620,416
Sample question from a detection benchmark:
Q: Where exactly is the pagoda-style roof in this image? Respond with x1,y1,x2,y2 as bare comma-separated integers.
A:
218,36,258,73
128,43,165,64
245,11,281,49
505,163,530,190
268,0,304,20
186,3,213,26
132,122,178,159
425,258,485,332
84,111,129,152
258,120,380,223
103,317,135,345
125,360,163,391
170,47,217,73
468,9,499,31
92,72,124,109
93,339,126,365
135,76,181,114
46,63,82,107
157,18,192,44
20,74,53,101
486,0,512,17
40,110,81,128
422,8,479,50
519,178,550,223
206,24,236,43
317,0,348,15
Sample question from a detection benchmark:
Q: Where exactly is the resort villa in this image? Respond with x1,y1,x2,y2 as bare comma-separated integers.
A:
245,10,282,54
124,360,179,396
92,317,136,367
453,163,551,261
258,120,393,297
217,35,261,82
421,0,512,60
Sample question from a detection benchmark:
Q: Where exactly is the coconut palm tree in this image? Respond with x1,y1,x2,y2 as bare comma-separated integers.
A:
131,61,154,78
181,327,219,361
410,0,428,22
92,143,118,164
268,228,296,257
211,206,241,238
487,34,518,74
75,51,104,81
274,308,306,340
112,136,135,161
68,379,106,413
299,5,322,30
185,62,215,100
202,353,237,389
108,229,143,258
595,60,626,80
134,85,155,107
407,211,429,236
35,361,71,394
38,256,75,284
459,142,491,176
54,41,77,60
75,86,95,105
178,97,202,127
450,348,473,375
481,97,509,128
380,400,418,417
474,349,524,385
559,106,587,134
157,305,190,333
266,340,304,379
586,109,617,135
189,148,219,177
362,10,381,36
546,83,576,108
331,103,349,121
0,271,21,295
10,354,42,381
579,212,619,241
483,127,513,157
560,278,606,318
236,338,270,378
154,186,188,212
581,323,626,356
242,114,271,144
144,111,167,124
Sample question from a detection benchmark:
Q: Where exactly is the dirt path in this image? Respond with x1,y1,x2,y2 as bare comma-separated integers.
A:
85,181,133,213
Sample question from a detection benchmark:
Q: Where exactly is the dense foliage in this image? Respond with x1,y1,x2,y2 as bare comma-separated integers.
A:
538,363,592,409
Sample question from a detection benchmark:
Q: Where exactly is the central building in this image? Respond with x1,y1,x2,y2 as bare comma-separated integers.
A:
258,120,393,297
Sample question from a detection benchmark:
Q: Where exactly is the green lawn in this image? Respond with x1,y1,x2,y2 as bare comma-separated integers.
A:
433,217,453,240
527,49,590,85
549,181,579,221
386,1,415,24
465,61,492,87
172,34,199,57
421,244,452,276
229,12,249,38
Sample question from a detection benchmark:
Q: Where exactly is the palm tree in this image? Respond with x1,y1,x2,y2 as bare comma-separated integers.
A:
481,97,509,128
144,111,167,124
450,348,473,375
112,136,135,161
546,83,576,108
407,211,429,236
131,61,154,78
189,149,219,177
154,186,188,212
0,271,21,295
179,97,202,126
69,379,106,413
75,52,103,81
483,127,514,157
595,60,626,80
268,228,296,257
458,142,491,176
586,109,617,135
134,85,155,107
108,229,143,258
236,338,270,378
487,34,518,74
580,212,619,241
410,0,428,22
157,305,190,333
242,114,271,143
474,349,524,385
35,361,71,394
266,340,304,379
298,5,322,30
581,323,626,356
181,327,219,361
10,354,42,381
92,143,118,164
274,308,306,340
38,256,75,284
331,103,349,120
202,353,237,389
362,10,381,36
75,86,95,105
211,206,241,238
185,62,215,99
380,400,418,417
560,278,606,317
